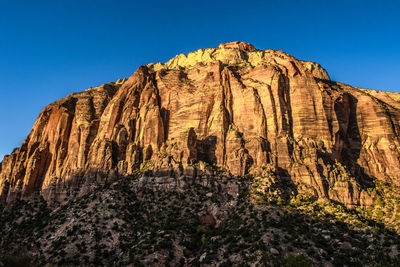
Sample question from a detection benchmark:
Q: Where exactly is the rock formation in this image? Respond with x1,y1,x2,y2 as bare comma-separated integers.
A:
1,41,400,207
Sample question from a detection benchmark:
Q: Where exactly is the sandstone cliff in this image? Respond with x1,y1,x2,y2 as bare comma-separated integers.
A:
1,41,400,207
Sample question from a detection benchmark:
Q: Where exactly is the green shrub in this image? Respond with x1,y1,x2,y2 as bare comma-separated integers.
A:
281,254,313,267
0,254,37,267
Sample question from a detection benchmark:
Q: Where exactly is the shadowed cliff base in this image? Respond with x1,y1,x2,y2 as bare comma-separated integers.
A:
1,172,400,266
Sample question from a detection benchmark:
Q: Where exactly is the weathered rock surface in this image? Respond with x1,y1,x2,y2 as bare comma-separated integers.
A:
1,41,400,207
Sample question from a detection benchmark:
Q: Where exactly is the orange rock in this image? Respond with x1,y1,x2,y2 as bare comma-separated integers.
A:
1,42,400,208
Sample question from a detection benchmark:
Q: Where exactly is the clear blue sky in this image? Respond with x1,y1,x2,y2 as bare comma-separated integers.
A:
0,0,399,160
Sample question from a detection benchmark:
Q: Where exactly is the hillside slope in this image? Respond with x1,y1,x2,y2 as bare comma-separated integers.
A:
1,173,399,266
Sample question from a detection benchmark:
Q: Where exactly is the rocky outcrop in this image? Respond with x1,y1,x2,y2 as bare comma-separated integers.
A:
0,79,126,204
1,41,400,207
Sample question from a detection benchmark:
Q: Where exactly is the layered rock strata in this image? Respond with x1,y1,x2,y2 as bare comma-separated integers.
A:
1,41,400,207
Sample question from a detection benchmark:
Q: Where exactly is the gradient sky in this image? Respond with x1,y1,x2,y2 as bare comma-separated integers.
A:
0,0,399,160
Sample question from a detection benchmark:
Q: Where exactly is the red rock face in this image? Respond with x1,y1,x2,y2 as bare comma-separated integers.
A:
1,41,400,207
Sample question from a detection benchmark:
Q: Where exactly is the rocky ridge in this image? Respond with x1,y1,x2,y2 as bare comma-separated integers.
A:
1,41,400,211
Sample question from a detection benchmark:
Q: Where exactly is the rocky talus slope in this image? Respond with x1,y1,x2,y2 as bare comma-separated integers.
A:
1,175,400,266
